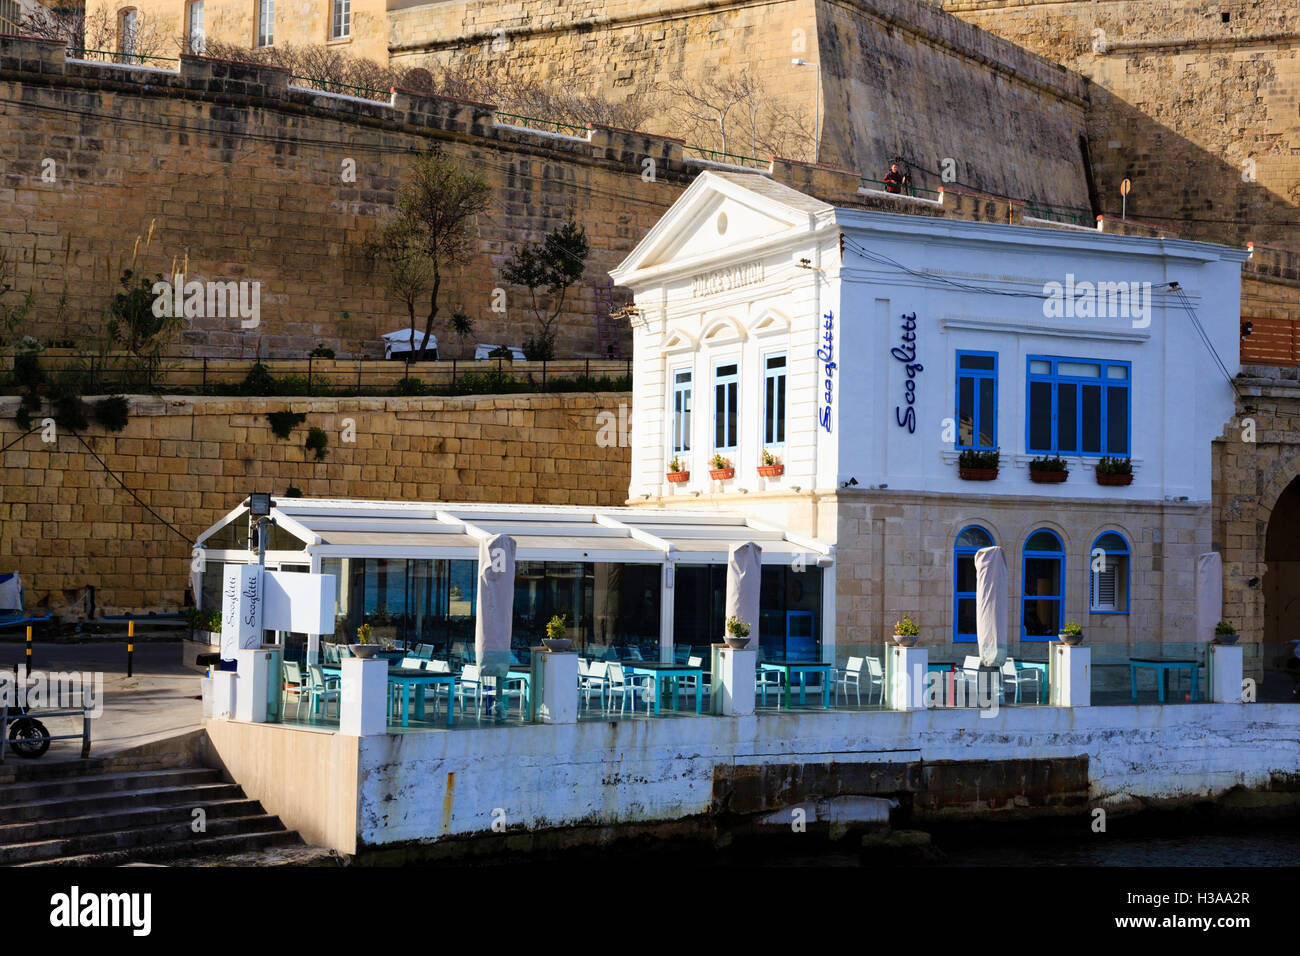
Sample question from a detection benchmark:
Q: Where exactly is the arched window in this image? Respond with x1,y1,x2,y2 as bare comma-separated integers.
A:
953,525,994,643
1022,529,1064,640
1090,531,1129,614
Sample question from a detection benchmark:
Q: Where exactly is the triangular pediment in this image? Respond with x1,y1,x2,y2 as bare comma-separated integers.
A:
611,171,833,286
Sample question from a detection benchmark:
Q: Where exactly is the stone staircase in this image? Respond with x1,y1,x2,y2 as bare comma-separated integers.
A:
0,758,302,866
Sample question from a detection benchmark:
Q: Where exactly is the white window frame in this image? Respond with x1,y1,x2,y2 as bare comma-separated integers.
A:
330,0,350,40
186,0,205,54
119,8,138,57
257,0,274,47
762,350,787,449
712,359,740,453
670,367,692,457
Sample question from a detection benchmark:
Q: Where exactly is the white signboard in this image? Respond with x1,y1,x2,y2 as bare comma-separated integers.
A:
262,571,337,635
220,564,263,659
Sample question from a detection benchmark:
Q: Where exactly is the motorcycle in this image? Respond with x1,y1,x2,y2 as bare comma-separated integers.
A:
4,703,50,758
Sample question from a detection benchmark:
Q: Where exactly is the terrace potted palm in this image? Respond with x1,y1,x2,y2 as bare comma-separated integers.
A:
709,453,735,481
724,614,751,649
1213,620,1239,645
957,448,1000,481
757,448,785,477
543,613,572,651
666,455,690,483
1028,455,1069,483
893,616,920,647
1058,620,1085,646
1094,456,1134,486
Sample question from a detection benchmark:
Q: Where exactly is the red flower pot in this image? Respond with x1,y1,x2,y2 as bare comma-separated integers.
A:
1029,470,1068,483
1096,472,1133,486
959,467,998,481
666,471,690,483
757,464,784,477
709,468,735,480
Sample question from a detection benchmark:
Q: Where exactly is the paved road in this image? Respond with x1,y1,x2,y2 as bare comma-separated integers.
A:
0,642,202,761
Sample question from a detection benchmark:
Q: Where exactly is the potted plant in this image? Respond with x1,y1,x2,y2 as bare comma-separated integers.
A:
351,622,380,658
957,448,1000,481
355,623,373,643
709,453,735,480
758,448,784,477
185,607,222,645
1028,455,1069,483
543,613,572,651
724,614,751,649
1094,456,1133,486
1214,620,1239,645
893,616,920,647
1058,620,1084,646
666,455,690,483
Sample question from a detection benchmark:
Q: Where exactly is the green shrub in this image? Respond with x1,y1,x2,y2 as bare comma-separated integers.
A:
522,334,555,361
305,426,329,460
1028,455,1068,472
266,410,306,439
958,448,1000,469
284,485,303,498
52,393,88,431
240,363,276,395
1095,456,1132,476
394,376,428,396
93,396,130,432
12,352,45,390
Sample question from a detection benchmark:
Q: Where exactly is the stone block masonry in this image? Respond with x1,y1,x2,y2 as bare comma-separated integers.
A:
0,392,632,614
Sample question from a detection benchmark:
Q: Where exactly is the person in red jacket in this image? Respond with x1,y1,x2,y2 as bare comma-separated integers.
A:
883,162,909,194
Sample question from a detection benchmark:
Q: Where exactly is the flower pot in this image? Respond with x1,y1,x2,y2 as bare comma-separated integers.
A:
542,638,572,652
709,468,735,480
893,633,919,648
349,644,380,659
757,464,784,477
1029,470,1068,483
1057,632,1084,646
666,470,690,483
724,635,751,649
1213,632,1239,645
1096,472,1133,486
959,467,998,481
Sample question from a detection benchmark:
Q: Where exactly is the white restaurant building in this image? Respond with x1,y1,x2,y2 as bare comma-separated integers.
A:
611,171,1246,658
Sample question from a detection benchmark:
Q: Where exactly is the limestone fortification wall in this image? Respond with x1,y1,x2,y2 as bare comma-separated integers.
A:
940,0,1300,250
389,0,1095,209
0,390,632,614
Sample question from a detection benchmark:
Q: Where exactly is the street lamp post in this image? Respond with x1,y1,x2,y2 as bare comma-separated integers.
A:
791,58,821,163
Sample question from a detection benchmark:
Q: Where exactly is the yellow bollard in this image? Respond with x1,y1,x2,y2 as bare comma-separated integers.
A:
25,624,31,676
127,620,134,678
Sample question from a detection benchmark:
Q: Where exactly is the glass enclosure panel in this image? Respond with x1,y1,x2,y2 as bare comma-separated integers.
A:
1107,387,1129,453
1028,381,1052,449
1057,382,1078,453
758,565,824,662
1082,384,1102,453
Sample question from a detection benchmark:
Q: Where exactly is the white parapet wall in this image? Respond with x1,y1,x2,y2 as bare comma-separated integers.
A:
203,703,1300,855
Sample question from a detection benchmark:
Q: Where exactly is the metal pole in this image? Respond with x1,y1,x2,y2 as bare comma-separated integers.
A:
25,624,31,676
126,619,134,678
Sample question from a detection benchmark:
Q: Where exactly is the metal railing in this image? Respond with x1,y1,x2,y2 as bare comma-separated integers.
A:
860,177,942,199
0,704,93,763
682,145,769,170
289,74,391,101
67,47,179,66
0,353,633,397
495,112,588,137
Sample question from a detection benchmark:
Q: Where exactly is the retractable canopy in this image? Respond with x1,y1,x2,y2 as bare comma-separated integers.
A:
195,498,834,567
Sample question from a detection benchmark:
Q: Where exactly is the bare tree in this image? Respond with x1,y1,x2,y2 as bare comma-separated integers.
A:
363,214,434,360
23,6,170,61
665,69,761,159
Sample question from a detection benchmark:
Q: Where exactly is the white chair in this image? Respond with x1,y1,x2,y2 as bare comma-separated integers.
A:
282,660,308,716
581,660,609,711
679,655,710,700
955,655,982,705
834,657,865,706
458,663,487,717
864,656,885,706
305,664,340,719
604,662,651,715
1001,659,1042,704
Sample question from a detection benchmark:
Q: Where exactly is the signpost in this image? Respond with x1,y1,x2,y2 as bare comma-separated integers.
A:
1121,178,1131,220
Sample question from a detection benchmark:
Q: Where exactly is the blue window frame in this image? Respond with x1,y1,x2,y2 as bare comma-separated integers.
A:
1022,529,1064,640
713,361,738,451
1089,531,1130,614
1026,356,1130,457
955,351,997,449
953,525,994,643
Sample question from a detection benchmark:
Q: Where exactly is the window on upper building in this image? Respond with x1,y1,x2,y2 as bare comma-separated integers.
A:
0,0,21,33
671,368,692,455
331,0,350,39
713,362,738,452
119,8,138,59
953,525,994,643
763,353,786,447
1022,529,1064,640
1027,356,1130,457
257,0,275,47
186,1,205,54
1089,531,1130,614
955,351,997,449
